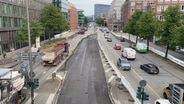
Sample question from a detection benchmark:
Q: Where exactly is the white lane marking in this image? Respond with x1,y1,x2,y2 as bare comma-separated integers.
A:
46,94,55,104
108,76,115,83
25,93,38,104
105,68,111,73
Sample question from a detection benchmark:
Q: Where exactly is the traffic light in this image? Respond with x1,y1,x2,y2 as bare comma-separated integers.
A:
136,86,142,99
143,92,149,100
25,81,31,89
33,78,39,89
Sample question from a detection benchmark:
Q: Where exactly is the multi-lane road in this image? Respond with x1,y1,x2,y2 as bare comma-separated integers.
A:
98,29,184,103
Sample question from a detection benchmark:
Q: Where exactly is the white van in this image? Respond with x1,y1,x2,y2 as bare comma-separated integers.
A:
135,42,147,53
154,99,171,104
122,48,136,60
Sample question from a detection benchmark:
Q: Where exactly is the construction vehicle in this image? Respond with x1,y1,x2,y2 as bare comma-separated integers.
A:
42,42,69,66
163,83,184,104
0,68,26,104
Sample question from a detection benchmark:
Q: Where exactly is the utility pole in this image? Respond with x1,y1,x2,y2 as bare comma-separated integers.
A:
26,1,34,104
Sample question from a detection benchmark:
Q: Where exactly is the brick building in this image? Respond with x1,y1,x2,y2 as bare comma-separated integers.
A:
68,2,78,31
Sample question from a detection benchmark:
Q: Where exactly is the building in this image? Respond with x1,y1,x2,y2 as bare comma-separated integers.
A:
68,2,78,31
108,0,125,31
0,0,51,55
122,0,184,26
94,4,110,19
78,9,85,26
53,0,68,20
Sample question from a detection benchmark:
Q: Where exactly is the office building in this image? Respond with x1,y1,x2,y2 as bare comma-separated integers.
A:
94,4,110,19
53,0,68,20
78,9,85,26
0,0,51,54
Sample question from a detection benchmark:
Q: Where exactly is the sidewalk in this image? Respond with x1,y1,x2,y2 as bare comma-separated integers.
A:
0,30,77,68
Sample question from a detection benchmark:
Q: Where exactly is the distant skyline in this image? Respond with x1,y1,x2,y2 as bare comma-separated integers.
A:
69,0,112,16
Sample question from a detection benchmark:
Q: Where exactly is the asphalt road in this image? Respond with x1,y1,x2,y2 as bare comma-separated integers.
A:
98,30,184,103
56,34,112,104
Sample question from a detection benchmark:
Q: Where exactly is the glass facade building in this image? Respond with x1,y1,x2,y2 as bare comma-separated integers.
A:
53,0,68,20
0,0,50,54
94,4,110,19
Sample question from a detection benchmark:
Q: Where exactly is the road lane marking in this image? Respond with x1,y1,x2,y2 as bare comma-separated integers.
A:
132,68,162,99
108,76,115,83
46,94,55,104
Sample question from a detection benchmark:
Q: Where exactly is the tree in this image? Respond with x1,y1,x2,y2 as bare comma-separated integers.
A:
157,5,182,58
123,9,143,42
95,18,105,26
16,19,44,47
171,24,184,49
84,16,89,25
40,4,68,40
136,9,156,51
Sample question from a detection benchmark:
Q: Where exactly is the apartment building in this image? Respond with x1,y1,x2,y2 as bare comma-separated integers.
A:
0,0,51,55
68,2,78,31
122,0,184,26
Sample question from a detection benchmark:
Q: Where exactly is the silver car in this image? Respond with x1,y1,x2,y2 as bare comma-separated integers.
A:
117,58,131,70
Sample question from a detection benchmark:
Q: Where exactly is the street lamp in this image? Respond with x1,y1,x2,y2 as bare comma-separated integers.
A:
26,1,34,104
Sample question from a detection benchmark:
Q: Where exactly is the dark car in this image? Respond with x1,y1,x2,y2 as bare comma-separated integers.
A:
140,63,159,74
117,58,131,70
107,38,112,42
120,37,125,42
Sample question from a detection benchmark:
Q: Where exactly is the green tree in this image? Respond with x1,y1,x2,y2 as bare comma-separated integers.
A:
171,24,184,49
16,19,44,47
84,16,89,25
136,9,156,51
95,18,105,26
40,4,68,40
157,5,182,58
123,9,143,42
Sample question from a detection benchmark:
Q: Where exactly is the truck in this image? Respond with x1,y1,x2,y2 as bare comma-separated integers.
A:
0,68,26,104
42,42,69,66
163,83,184,104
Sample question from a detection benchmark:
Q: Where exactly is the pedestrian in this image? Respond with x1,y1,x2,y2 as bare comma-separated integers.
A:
3,51,6,59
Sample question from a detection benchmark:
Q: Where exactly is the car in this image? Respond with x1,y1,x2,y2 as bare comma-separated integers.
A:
114,44,121,50
117,58,131,70
154,99,171,104
140,63,159,74
120,37,125,42
107,38,112,42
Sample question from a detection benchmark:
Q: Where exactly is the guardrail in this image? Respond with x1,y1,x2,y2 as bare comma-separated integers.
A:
98,40,141,104
111,32,184,67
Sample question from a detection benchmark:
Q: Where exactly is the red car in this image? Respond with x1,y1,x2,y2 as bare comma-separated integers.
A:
114,44,121,50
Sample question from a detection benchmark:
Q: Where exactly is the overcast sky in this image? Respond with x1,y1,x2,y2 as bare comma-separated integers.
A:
69,0,112,16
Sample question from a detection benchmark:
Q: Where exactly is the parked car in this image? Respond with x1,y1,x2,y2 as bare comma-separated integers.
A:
107,38,112,42
140,63,159,74
114,44,121,50
120,37,125,42
117,58,131,70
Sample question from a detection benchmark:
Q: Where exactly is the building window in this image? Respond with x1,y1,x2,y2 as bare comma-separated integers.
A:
180,0,184,1
165,0,170,2
131,2,135,6
9,4,13,15
10,18,14,27
143,2,147,6
172,0,177,2
3,17,9,28
0,17,2,28
131,8,135,12
158,0,163,2
2,3,7,14
181,5,184,11
157,6,163,11
136,2,142,6
164,5,168,10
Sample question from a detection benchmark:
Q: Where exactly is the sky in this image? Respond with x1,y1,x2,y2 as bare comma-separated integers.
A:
69,0,112,16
